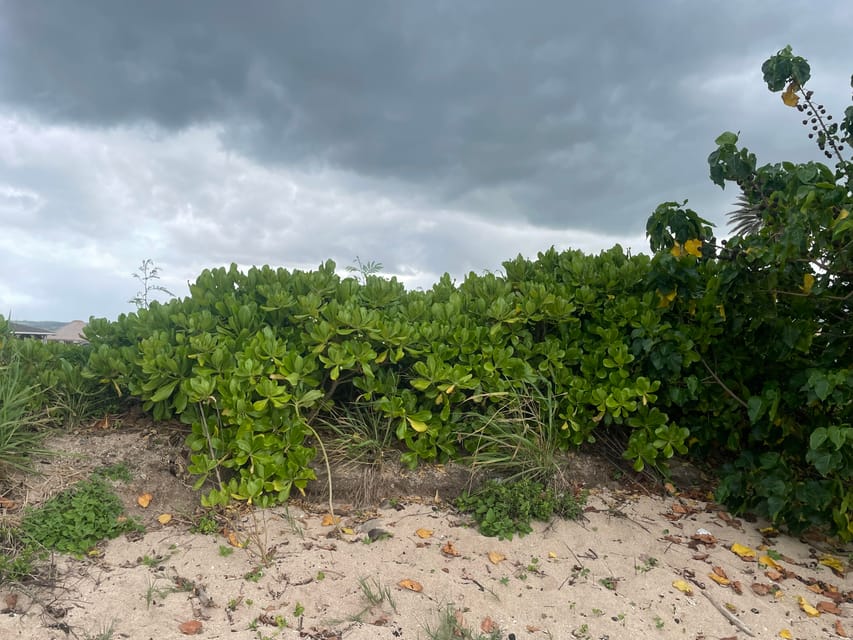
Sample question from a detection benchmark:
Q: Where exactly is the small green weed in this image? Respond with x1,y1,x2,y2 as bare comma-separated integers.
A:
599,576,618,591
93,462,132,483
244,567,264,582
84,620,117,640
635,555,658,574
357,576,397,613
455,478,587,539
424,604,502,640
293,602,305,617
20,476,143,556
191,513,219,535
218,545,234,557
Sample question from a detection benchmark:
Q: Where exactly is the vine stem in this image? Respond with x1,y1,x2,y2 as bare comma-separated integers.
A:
198,399,224,490
700,357,749,410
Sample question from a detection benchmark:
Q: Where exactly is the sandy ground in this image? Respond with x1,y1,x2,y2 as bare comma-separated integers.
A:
1,423,851,640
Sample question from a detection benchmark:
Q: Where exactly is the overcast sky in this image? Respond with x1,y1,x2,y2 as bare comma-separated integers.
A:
1,2,851,322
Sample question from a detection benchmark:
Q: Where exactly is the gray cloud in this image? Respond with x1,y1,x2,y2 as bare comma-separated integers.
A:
0,1,851,319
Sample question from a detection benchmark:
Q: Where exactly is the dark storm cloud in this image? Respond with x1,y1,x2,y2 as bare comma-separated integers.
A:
4,1,846,235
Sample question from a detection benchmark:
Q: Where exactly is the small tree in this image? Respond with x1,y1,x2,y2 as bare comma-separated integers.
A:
345,256,383,284
129,259,175,310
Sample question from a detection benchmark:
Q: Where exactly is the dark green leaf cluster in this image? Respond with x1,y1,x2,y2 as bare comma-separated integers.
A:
455,479,588,540
646,47,853,540
20,476,143,556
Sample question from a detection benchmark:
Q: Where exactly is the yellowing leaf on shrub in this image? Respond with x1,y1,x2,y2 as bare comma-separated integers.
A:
415,528,433,539
657,289,677,308
730,542,756,560
672,579,694,595
778,629,793,639
782,82,800,107
798,596,820,617
818,555,846,576
157,513,172,525
671,242,683,257
398,578,423,592
488,551,506,565
137,493,153,508
801,273,815,295
683,238,702,257
407,417,429,433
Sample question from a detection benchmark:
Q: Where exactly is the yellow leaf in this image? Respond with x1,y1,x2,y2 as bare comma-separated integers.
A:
398,578,423,592
227,531,243,548
670,242,683,257
730,542,756,560
157,513,173,525
657,289,677,308
415,528,433,539
137,493,153,508
548,551,557,559
801,273,815,295
759,555,782,570
341,527,355,535
672,579,694,595
782,88,799,107
321,514,340,527
779,629,793,639
798,595,820,617
488,551,506,565
407,417,429,433
441,541,460,557
818,554,846,575
708,572,731,586
716,304,726,320
684,238,702,257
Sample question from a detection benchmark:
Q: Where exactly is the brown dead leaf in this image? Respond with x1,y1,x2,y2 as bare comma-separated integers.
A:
806,583,824,594
709,572,731,586
731,580,743,595
0,496,16,510
415,528,433,539
816,600,842,615
751,582,772,596
321,514,340,527
664,482,677,495
526,625,542,633
441,541,460,557
481,617,497,633
712,566,728,579
835,619,849,638
3,593,18,611
488,551,505,565
178,620,203,635
764,569,783,581
137,493,152,508
398,579,423,592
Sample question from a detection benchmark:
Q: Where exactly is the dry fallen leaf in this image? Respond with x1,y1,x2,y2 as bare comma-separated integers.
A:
415,528,433,539
806,583,823,594
0,496,16,510
778,629,793,639
730,542,755,560
835,619,849,638
751,582,772,596
819,554,846,577
709,572,731,586
488,551,506,565
441,541,460,557
226,530,243,548
321,514,340,527
731,580,743,595
548,551,557,559
672,579,694,595
397,579,423,592
137,493,152,508
526,625,542,633
816,600,841,615
341,527,355,535
481,617,497,633
759,555,782,570
157,513,172,525
178,620,203,635
797,595,820,617
765,569,783,582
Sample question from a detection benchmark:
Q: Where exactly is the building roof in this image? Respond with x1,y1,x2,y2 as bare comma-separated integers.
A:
47,320,89,343
9,321,54,336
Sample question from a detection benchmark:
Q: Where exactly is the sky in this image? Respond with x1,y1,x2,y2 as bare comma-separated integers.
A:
1,1,851,322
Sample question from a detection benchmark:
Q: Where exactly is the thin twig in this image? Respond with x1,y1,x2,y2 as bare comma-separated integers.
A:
700,358,749,409
701,590,755,637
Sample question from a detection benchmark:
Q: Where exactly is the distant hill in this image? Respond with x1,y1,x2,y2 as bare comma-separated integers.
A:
18,320,67,332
